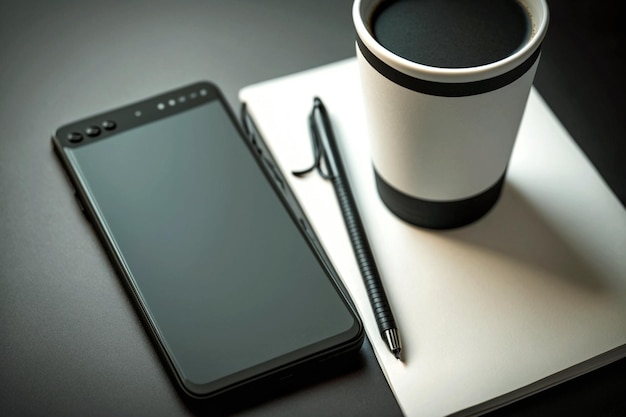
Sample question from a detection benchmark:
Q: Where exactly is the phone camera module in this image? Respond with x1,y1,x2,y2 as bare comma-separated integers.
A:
85,126,101,137
102,120,116,131
67,132,83,143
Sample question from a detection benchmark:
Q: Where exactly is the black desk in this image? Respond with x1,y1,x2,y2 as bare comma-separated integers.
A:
1,1,623,416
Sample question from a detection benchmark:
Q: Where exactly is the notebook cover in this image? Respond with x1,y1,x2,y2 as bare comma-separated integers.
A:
239,58,626,417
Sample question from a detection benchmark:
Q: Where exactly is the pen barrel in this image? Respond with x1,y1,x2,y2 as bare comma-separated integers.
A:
333,175,397,334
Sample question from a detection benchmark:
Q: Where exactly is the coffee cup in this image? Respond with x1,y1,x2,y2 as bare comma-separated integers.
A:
353,0,549,229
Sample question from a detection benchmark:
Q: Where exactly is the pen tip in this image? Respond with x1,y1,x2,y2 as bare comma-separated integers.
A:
383,329,402,361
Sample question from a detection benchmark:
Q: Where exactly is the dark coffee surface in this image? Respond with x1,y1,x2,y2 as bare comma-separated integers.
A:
371,0,530,68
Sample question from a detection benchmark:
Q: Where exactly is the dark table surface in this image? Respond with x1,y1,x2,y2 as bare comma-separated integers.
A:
1,1,624,416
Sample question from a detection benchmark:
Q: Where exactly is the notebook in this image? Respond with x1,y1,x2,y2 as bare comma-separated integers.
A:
239,58,626,417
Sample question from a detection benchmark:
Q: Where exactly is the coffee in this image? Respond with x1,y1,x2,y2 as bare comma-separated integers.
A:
371,0,531,68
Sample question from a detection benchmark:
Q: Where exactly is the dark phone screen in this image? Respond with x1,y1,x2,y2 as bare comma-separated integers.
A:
66,99,358,390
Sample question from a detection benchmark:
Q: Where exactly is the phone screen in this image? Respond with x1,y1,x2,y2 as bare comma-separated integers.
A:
57,85,361,396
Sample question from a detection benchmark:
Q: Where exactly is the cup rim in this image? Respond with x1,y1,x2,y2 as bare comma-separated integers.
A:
353,0,550,84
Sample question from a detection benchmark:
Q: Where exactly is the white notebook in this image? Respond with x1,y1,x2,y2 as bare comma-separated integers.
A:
239,58,626,417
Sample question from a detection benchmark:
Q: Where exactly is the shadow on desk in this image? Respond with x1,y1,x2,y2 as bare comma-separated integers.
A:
486,355,626,417
180,348,367,416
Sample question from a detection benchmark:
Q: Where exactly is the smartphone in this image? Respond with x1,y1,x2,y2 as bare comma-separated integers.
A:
51,82,363,399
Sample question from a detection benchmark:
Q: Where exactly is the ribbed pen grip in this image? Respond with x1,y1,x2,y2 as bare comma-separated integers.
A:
332,174,396,334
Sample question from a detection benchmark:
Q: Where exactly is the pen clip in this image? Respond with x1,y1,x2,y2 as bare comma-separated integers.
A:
292,98,335,180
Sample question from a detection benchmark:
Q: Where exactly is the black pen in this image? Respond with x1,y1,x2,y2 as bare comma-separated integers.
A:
293,97,402,360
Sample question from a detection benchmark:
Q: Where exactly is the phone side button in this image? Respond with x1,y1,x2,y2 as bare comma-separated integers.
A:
74,194,90,222
299,218,316,242
262,157,285,190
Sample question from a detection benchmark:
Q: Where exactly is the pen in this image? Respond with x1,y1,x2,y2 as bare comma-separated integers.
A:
293,97,402,360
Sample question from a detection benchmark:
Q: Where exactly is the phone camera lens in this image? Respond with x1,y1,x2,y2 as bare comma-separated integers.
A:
102,120,116,131
85,126,101,137
67,132,83,143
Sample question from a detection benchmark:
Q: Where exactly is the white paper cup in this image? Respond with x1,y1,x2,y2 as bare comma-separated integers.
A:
353,0,549,229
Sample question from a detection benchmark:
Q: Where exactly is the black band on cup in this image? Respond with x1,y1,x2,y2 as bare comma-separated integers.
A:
374,168,506,229
356,37,541,97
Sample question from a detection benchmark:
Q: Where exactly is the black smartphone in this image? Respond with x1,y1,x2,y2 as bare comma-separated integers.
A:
51,82,363,399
